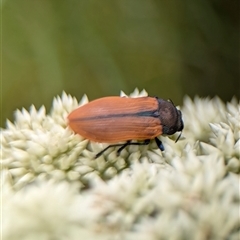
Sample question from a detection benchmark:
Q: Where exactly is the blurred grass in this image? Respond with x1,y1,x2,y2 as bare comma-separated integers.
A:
1,0,239,127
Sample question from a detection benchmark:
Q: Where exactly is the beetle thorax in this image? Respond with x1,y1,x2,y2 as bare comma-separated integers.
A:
157,99,183,135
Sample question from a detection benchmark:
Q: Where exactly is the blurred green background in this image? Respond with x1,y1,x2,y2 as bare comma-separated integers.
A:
2,0,239,127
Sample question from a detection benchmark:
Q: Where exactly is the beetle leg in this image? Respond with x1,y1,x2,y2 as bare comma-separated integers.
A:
117,139,151,155
95,144,122,158
95,140,151,158
154,137,164,151
116,140,131,155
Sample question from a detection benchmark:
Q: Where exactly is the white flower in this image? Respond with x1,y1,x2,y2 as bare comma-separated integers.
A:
182,96,226,142
1,89,239,239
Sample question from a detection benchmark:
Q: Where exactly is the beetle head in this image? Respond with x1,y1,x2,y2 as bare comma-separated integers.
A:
157,99,184,137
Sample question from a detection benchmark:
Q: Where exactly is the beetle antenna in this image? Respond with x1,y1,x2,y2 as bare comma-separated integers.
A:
168,99,175,105
175,132,182,143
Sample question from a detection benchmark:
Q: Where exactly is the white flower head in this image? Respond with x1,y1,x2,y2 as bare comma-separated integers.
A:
1,89,239,239
182,96,226,142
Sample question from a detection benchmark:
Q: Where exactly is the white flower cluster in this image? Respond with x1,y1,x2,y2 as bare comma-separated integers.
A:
1,89,239,240
181,96,240,173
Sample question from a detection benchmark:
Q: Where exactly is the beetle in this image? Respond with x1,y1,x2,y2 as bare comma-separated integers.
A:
68,96,184,158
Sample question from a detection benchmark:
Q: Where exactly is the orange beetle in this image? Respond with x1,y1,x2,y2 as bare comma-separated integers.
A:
68,96,184,158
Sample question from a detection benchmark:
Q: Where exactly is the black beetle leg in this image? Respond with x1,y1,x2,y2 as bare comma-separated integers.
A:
154,137,164,151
